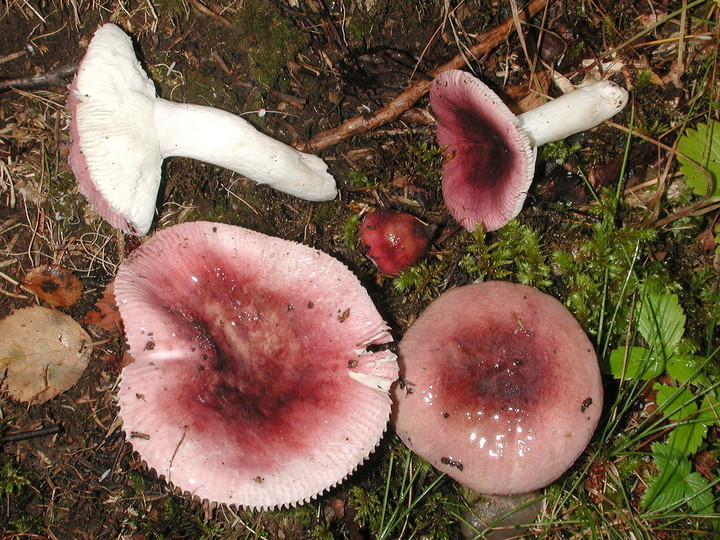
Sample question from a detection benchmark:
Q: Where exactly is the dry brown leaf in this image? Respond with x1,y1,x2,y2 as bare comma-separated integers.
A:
21,264,84,308
83,281,123,337
0,306,93,404
505,71,553,115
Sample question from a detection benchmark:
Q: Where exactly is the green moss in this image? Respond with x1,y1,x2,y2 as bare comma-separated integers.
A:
408,142,443,188
183,69,240,110
632,69,655,92
346,15,375,41
345,170,379,188
0,455,30,498
540,140,582,164
230,1,307,89
461,220,552,289
343,213,361,250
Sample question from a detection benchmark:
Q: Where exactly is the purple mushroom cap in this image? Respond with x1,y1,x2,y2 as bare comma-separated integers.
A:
114,221,398,509
392,281,603,495
431,70,535,232
431,70,628,232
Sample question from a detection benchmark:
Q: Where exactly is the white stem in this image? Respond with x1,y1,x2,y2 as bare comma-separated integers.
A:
516,81,629,147
153,99,337,201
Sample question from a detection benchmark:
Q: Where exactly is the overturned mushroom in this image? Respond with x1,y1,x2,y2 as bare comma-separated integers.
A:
392,281,603,495
114,221,397,509
68,24,337,235
430,70,628,231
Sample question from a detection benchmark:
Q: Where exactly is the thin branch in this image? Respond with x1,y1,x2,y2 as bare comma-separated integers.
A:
295,0,549,153
0,424,62,444
0,64,77,93
187,0,233,28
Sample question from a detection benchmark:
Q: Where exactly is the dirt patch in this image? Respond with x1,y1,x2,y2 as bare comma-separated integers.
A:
1,0,719,538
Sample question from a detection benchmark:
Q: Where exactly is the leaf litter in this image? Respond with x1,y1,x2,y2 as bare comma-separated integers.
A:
82,281,123,337
0,0,718,537
0,306,93,404
20,264,84,308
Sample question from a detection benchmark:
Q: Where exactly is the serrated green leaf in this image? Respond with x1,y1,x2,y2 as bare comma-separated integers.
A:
666,354,709,385
698,393,720,425
651,442,687,474
685,473,716,515
638,291,685,360
667,421,707,456
653,383,712,455
653,384,697,422
643,443,696,512
642,465,686,512
609,346,663,380
677,119,720,199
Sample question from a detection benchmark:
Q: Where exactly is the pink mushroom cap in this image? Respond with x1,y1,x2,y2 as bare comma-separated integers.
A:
114,221,398,509
392,281,603,495
430,70,628,232
359,210,432,276
430,70,535,233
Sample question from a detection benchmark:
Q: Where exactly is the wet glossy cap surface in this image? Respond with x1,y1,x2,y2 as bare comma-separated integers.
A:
359,210,431,276
115,221,398,509
392,281,602,494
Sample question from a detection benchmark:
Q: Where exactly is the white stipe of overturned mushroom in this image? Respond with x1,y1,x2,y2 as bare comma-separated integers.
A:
68,24,337,235
515,80,629,147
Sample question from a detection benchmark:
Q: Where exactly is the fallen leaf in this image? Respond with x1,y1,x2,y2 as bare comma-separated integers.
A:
0,306,93,404
505,71,552,114
83,282,123,337
21,264,83,308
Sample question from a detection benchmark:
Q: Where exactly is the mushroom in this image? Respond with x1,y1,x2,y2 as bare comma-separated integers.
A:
114,221,397,509
430,69,629,231
392,281,603,495
359,210,432,276
68,24,337,235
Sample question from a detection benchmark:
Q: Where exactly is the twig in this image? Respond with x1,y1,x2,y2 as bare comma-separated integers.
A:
0,64,77,93
295,0,549,153
75,456,106,477
187,0,233,28
0,424,62,444
110,440,129,480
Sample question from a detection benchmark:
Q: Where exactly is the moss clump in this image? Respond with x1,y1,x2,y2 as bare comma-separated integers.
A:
230,1,307,89
181,69,240,111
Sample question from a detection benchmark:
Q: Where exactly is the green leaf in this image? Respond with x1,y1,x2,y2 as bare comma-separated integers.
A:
651,441,688,475
677,119,720,199
642,443,692,512
642,467,686,512
685,472,716,515
666,421,706,456
653,385,713,455
638,291,685,360
666,354,709,385
698,393,720,425
609,346,663,380
653,384,697,421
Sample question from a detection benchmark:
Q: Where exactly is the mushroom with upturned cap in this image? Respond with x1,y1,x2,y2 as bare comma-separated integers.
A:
114,221,397,509
68,24,337,235
392,281,603,495
430,69,628,232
